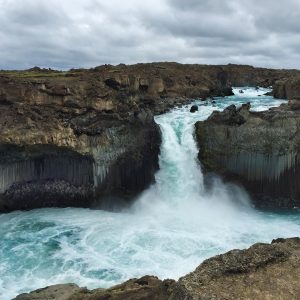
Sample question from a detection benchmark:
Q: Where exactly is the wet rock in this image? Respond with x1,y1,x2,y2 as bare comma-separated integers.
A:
2,180,94,212
208,104,246,126
239,89,244,93
190,105,198,113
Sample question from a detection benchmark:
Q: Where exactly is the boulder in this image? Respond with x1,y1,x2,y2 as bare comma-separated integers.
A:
190,105,198,113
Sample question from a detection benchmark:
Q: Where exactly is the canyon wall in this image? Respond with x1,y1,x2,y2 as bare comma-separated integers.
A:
0,98,161,212
196,103,300,209
1,63,300,212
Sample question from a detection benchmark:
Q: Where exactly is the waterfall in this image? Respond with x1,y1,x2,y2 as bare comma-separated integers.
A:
1,87,300,300
133,96,252,214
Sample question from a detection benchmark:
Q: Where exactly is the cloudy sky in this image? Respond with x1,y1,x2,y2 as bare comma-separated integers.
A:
1,0,300,70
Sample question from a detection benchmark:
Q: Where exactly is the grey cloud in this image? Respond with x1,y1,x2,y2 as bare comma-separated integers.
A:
0,0,299,69
168,0,235,13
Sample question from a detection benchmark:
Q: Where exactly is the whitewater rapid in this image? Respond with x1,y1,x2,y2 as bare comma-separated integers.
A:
1,87,300,299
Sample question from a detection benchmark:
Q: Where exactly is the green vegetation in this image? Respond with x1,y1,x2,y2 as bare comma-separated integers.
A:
0,68,85,79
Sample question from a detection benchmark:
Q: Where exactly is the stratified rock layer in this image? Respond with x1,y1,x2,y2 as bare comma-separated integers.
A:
196,102,300,209
14,238,300,299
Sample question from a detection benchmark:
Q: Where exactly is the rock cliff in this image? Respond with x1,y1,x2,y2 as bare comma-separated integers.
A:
0,103,161,212
196,102,300,209
273,75,300,100
1,62,300,212
14,238,300,299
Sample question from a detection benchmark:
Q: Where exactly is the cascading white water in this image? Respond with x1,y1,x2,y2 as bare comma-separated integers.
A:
1,87,300,300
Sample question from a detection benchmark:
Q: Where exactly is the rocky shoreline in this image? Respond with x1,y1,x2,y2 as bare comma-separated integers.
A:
1,62,300,212
14,237,300,300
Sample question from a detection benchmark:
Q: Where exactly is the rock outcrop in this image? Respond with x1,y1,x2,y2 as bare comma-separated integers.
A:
273,76,300,100
1,63,299,116
196,102,300,209
0,102,161,212
14,238,300,299
173,237,300,300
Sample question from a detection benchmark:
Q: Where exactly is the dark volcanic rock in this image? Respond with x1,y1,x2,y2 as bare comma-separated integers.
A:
190,105,198,113
14,238,300,300
0,105,161,212
195,102,300,209
207,104,246,126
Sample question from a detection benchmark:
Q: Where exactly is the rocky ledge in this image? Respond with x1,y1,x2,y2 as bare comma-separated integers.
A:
196,100,300,209
14,237,300,299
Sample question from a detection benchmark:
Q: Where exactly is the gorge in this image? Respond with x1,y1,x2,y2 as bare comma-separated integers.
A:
0,78,300,298
1,63,300,212
0,64,300,299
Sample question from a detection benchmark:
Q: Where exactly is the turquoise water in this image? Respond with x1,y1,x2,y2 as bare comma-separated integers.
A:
1,87,299,300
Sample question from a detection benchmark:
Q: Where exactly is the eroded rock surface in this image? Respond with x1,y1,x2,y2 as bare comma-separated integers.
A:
173,237,300,300
273,76,300,100
14,284,82,300
196,102,300,209
13,238,300,300
0,105,161,211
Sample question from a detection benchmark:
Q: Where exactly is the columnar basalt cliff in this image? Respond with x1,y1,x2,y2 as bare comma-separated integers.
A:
0,103,161,212
196,102,300,209
14,238,300,299
1,63,300,212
